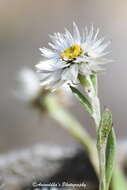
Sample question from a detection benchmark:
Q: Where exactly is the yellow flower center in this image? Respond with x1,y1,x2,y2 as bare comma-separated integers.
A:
61,45,82,60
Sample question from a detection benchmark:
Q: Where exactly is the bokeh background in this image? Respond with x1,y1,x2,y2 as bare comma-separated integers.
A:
0,0,127,153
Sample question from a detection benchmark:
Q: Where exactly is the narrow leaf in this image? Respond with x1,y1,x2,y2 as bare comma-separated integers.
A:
70,86,93,115
97,109,112,148
90,74,97,93
97,109,113,190
78,74,91,87
106,128,116,190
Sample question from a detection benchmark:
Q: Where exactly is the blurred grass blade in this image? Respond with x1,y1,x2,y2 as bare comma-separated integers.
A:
111,166,127,190
106,128,116,190
70,86,93,115
44,94,99,175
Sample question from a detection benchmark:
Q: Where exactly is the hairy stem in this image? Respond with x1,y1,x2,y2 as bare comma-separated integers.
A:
98,146,106,190
79,74,101,129
79,75,107,190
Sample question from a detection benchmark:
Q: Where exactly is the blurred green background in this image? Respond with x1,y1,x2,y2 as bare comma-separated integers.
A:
0,0,127,152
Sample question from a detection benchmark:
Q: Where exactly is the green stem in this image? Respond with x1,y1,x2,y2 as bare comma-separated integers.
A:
79,74,107,190
99,147,106,190
79,74,101,129
44,94,99,175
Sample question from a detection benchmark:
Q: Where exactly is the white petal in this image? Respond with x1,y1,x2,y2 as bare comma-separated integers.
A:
94,41,111,54
73,22,81,45
40,69,62,87
74,57,89,63
49,32,69,52
89,64,105,72
87,24,94,41
36,60,67,71
62,64,79,83
89,58,112,65
85,26,88,38
64,28,74,46
48,42,59,51
82,29,86,43
79,64,92,75
36,60,56,71
93,51,110,58
91,37,105,50
93,28,100,41
39,48,58,59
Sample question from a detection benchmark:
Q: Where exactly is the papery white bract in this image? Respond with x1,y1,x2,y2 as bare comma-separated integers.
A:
36,23,111,90
16,68,40,102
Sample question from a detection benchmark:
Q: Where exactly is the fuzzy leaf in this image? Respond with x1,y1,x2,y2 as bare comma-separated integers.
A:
97,110,112,148
90,74,97,93
70,86,93,115
78,74,91,87
97,110,113,190
106,128,116,190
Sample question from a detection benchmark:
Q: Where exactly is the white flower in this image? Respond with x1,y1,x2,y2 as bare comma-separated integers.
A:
36,22,111,90
16,68,40,102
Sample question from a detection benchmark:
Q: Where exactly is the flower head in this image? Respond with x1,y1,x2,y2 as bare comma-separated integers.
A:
36,23,111,90
15,68,50,111
15,68,73,109
16,68,41,102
